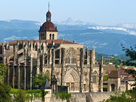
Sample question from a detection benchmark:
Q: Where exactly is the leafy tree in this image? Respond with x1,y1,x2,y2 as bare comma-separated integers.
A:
55,93,71,102
0,63,7,83
32,73,50,88
14,89,25,102
32,73,49,102
121,45,136,87
121,44,136,67
101,92,134,102
0,82,11,102
103,74,108,81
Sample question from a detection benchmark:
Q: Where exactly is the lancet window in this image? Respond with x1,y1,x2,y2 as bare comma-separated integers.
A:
65,48,76,64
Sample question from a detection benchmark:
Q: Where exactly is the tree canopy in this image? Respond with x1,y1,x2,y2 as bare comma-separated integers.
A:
121,44,136,67
32,73,50,88
0,63,7,83
0,83,11,102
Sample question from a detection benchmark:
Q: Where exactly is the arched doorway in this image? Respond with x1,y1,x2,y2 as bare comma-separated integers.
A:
64,68,80,92
111,84,115,91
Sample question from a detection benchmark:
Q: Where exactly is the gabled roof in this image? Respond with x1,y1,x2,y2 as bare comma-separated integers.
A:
108,70,120,78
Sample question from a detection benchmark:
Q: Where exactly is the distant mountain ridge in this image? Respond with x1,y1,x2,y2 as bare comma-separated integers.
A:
0,19,136,55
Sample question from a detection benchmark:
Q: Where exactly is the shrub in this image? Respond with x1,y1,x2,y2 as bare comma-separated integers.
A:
55,93,71,101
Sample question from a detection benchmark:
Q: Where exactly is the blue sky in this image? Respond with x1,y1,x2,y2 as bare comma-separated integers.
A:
0,0,136,25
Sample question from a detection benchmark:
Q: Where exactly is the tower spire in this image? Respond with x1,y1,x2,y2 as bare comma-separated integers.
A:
48,2,50,11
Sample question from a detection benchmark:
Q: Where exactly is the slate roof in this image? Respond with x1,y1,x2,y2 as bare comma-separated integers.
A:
43,79,51,89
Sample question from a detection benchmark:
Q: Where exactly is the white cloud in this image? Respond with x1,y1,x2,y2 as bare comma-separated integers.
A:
88,26,136,35
4,36,21,41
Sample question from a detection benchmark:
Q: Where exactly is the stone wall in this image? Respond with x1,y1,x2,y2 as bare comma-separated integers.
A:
51,92,113,102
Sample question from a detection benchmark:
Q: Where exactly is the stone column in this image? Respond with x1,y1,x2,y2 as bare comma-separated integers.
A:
61,48,65,86
51,48,55,78
30,57,33,89
99,56,103,92
42,54,45,73
59,49,61,64
24,64,26,89
80,48,84,93
3,44,6,64
12,45,16,88
49,49,52,64
12,66,15,88
37,55,40,74
18,64,20,88
89,50,93,92
86,47,89,65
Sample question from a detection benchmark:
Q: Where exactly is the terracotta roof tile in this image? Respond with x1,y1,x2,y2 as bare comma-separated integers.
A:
108,70,120,78
8,40,78,45
123,77,135,81
118,69,128,75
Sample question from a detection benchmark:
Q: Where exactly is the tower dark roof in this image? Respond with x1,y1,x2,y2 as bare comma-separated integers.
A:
46,11,51,17
39,21,58,32
43,79,51,89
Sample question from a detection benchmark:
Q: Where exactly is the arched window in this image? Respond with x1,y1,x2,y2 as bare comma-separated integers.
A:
65,48,76,64
50,34,51,40
52,34,54,40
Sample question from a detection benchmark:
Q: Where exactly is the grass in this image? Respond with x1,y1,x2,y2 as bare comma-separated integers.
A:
10,88,41,94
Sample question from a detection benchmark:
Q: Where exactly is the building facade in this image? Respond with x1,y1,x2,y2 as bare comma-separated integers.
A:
0,8,103,92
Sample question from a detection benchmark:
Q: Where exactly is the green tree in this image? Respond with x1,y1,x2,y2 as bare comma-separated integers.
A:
0,82,11,102
121,44,136,67
32,73,50,88
103,74,108,81
101,92,134,102
32,73,49,102
0,63,7,83
14,89,25,102
55,93,71,102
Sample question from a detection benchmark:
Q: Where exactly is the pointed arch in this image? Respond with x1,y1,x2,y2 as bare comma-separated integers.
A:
64,68,80,83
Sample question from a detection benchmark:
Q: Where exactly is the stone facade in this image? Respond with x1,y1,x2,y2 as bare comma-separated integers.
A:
0,7,103,92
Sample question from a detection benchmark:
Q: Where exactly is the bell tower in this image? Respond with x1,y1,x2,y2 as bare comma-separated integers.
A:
46,3,51,22
39,3,58,40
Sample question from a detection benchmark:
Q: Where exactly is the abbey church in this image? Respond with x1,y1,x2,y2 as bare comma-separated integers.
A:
0,6,103,92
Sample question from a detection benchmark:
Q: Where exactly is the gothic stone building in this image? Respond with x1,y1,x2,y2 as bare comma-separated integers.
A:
0,9,103,92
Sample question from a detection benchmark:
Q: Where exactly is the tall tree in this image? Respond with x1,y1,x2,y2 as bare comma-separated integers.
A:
121,44,136,100
32,73,50,88
121,44,136,67
0,83,11,102
0,63,7,83
32,73,50,102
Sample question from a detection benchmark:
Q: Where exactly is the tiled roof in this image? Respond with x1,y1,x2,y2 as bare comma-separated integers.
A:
108,70,120,78
8,40,78,45
123,77,135,81
118,69,128,75
39,21,58,32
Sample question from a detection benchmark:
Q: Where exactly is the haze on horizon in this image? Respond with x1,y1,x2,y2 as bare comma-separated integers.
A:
0,0,136,26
